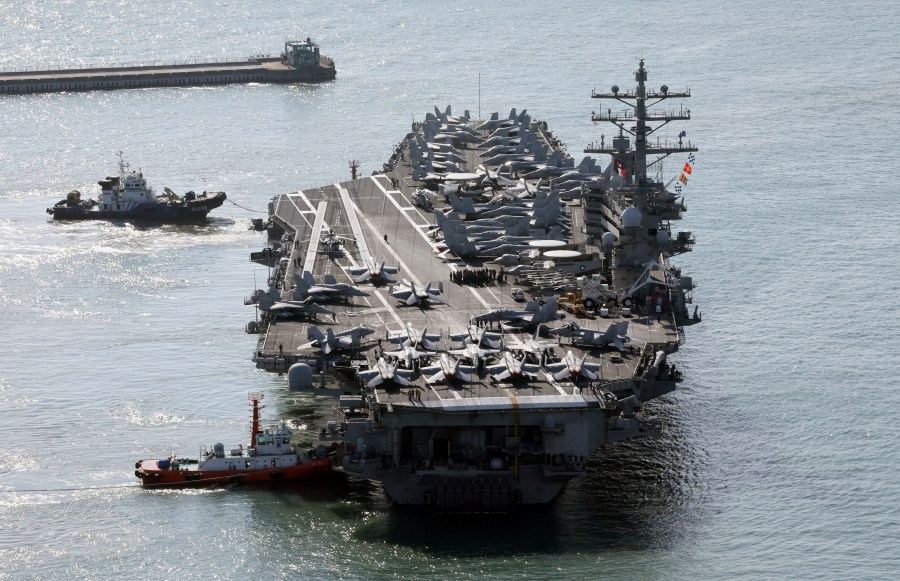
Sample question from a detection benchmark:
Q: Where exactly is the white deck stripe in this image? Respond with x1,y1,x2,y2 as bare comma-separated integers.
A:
336,184,371,266
302,201,327,273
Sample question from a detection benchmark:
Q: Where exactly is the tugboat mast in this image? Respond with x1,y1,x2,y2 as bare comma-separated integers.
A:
585,59,696,185
249,393,264,448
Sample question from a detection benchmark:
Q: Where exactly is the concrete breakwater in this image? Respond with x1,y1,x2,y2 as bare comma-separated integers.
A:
0,39,335,95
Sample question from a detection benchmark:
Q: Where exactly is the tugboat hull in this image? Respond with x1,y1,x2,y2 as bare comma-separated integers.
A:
135,456,332,488
48,192,227,224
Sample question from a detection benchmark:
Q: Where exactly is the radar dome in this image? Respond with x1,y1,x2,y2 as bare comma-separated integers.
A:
601,232,618,248
622,207,642,228
611,85,619,94
288,363,313,391
656,230,670,244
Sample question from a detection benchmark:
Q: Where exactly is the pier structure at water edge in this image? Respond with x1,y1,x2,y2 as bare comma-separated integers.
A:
0,38,335,95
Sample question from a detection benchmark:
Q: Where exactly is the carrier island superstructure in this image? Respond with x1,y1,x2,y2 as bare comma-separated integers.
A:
246,60,700,510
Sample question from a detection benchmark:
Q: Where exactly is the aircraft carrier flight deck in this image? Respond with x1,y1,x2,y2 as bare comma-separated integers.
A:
249,118,680,406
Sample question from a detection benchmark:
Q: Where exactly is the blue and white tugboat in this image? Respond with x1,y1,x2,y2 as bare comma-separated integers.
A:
47,152,226,224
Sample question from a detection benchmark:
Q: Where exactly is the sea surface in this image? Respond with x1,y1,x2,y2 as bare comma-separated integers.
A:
1,1,899,579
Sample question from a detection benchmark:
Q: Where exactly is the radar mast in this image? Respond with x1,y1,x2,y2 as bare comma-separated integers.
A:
585,59,697,185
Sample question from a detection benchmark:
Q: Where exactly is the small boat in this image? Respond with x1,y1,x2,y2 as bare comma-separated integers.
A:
135,393,333,488
47,151,226,224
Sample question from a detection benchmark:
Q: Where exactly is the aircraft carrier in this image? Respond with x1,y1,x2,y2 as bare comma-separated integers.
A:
246,60,700,510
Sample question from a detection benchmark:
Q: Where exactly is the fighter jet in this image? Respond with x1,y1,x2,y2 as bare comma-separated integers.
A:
487,350,542,382
504,325,558,363
293,272,370,302
438,224,533,258
419,353,476,384
386,323,441,351
480,136,542,167
524,156,592,180
382,342,437,370
449,325,503,350
518,151,574,179
423,118,482,145
549,320,638,350
349,257,399,284
446,193,507,216
471,297,564,329
251,285,335,320
436,211,533,238
545,350,603,381
448,336,501,369
389,279,444,307
432,104,470,125
303,326,375,355
357,357,414,388
474,108,527,132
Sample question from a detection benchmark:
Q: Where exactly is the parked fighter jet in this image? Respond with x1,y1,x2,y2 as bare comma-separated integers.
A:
448,335,501,369
303,326,375,355
251,285,335,320
487,350,542,382
471,297,563,329
349,257,399,284
474,108,527,132
382,341,437,370
386,323,441,351
482,141,549,171
438,223,533,258
389,280,444,306
432,104,470,125
445,193,509,215
420,353,476,384
293,272,370,302
423,118,482,145
504,325,558,363
545,350,603,381
549,320,638,350
357,357,414,388
485,164,519,187
449,325,503,350
382,326,438,370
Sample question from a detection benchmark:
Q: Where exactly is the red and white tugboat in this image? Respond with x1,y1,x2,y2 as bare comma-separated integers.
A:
135,393,332,488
